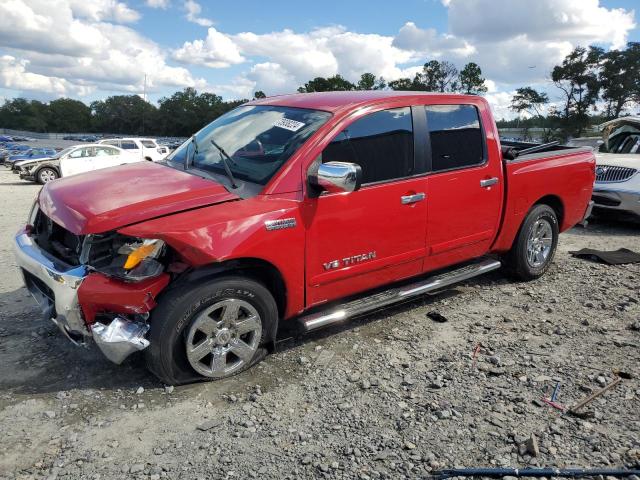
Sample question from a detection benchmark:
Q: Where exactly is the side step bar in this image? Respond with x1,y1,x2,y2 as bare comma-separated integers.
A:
299,257,502,332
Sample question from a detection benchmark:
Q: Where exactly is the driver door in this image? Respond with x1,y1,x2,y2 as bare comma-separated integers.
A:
304,106,428,307
60,147,95,177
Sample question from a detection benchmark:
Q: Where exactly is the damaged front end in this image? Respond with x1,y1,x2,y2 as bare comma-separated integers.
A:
13,204,172,364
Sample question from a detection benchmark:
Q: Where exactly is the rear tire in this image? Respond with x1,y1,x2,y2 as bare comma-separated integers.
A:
37,167,58,184
504,204,559,281
145,276,277,386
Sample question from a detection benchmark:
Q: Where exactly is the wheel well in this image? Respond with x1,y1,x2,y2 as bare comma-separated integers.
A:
35,165,59,177
534,195,564,227
145,156,153,161
175,258,287,319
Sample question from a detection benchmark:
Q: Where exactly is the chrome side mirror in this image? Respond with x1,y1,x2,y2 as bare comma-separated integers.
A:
310,161,362,194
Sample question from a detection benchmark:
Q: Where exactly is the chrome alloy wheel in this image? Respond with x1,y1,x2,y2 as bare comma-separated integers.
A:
526,218,553,268
185,299,262,378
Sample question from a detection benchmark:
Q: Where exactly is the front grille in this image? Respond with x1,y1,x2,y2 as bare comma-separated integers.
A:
595,165,637,183
32,208,84,265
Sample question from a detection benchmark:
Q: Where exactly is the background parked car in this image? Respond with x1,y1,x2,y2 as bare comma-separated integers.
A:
591,116,640,219
0,144,30,163
13,144,141,184
98,137,168,161
5,148,57,167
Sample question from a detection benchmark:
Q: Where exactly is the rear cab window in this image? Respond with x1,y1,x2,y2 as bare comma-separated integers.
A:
141,140,156,148
321,107,414,184
425,104,485,172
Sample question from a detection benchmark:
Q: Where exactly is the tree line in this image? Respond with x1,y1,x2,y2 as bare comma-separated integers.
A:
295,61,488,95
1,43,637,138
506,42,639,139
0,88,246,137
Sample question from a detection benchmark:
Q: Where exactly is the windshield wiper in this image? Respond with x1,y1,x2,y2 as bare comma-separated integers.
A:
210,139,238,189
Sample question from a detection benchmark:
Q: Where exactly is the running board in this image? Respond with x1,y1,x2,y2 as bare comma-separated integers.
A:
299,258,502,332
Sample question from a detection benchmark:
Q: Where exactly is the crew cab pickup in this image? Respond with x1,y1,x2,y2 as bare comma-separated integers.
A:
13,92,595,385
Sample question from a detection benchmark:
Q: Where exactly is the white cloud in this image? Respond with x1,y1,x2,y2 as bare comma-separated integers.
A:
172,27,244,68
447,0,635,50
145,0,169,8
0,0,206,97
68,0,140,23
184,0,212,27
393,22,474,57
0,55,94,96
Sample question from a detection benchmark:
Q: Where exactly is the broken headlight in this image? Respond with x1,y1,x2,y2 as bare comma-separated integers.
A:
85,234,166,282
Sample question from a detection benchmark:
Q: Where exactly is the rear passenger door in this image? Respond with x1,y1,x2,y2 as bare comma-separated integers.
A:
424,104,503,271
305,106,428,307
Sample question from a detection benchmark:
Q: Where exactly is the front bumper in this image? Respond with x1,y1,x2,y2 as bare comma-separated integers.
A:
13,230,156,363
592,188,640,217
13,230,89,342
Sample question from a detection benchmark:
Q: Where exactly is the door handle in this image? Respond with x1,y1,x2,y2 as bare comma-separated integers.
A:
401,192,426,204
480,177,499,188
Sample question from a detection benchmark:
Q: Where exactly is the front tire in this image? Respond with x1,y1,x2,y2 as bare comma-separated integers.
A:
145,276,277,385
504,204,559,281
37,167,58,184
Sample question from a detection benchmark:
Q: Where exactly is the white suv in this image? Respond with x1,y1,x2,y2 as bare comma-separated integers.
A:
98,138,169,162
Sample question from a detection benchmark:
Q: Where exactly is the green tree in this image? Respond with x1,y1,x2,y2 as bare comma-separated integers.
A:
600,42,640,118
510,87,549,118
415,60,459,92
0,98,48,132
254,91,266,99
90,95,158,135
47,98,91,132
510,87,558,141
387,77,414,91
297,75,356,92
551,46,602,137
458,62,487,95
356,73,386,90
157,88,245,136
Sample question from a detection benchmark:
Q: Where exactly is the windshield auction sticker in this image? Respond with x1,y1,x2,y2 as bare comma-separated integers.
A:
274,118,305,132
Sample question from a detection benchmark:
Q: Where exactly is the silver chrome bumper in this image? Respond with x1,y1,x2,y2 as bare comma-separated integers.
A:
13,231,89,342
13,231,151,363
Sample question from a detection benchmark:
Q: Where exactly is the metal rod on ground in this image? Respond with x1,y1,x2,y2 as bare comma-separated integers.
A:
569,376,621,413
432,467,640,479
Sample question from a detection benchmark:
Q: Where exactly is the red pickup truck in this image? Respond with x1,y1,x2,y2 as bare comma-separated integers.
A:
14,91,595,385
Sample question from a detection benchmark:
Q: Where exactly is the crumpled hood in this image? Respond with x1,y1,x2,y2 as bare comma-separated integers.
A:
38,161,239,234
15,156,55,167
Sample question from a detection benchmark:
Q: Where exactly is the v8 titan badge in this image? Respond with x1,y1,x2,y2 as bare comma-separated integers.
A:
323,251,376,271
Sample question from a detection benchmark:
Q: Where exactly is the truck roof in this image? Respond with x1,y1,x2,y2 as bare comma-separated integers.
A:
247,91,481,113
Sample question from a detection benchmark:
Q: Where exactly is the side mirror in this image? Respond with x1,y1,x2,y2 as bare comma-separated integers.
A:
309,161,362,194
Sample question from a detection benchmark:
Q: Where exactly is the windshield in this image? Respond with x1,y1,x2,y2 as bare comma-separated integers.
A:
166,105,331,185
54,146,76,158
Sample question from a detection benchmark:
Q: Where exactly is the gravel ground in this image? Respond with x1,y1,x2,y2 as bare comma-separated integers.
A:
0,167,639,480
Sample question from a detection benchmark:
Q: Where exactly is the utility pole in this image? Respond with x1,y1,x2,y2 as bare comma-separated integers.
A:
142,74,147,135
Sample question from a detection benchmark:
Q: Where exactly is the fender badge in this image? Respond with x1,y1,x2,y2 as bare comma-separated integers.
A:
265,218,297,231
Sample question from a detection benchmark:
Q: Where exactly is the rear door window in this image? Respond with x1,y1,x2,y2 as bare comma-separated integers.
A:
426,105,484,172
322,107,414,184
141,140,156,148
121,141,139,150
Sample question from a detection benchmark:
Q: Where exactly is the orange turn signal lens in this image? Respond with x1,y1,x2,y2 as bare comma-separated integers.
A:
123,241,162,270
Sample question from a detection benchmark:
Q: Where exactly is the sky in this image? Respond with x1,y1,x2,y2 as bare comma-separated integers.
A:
0,0,638,119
